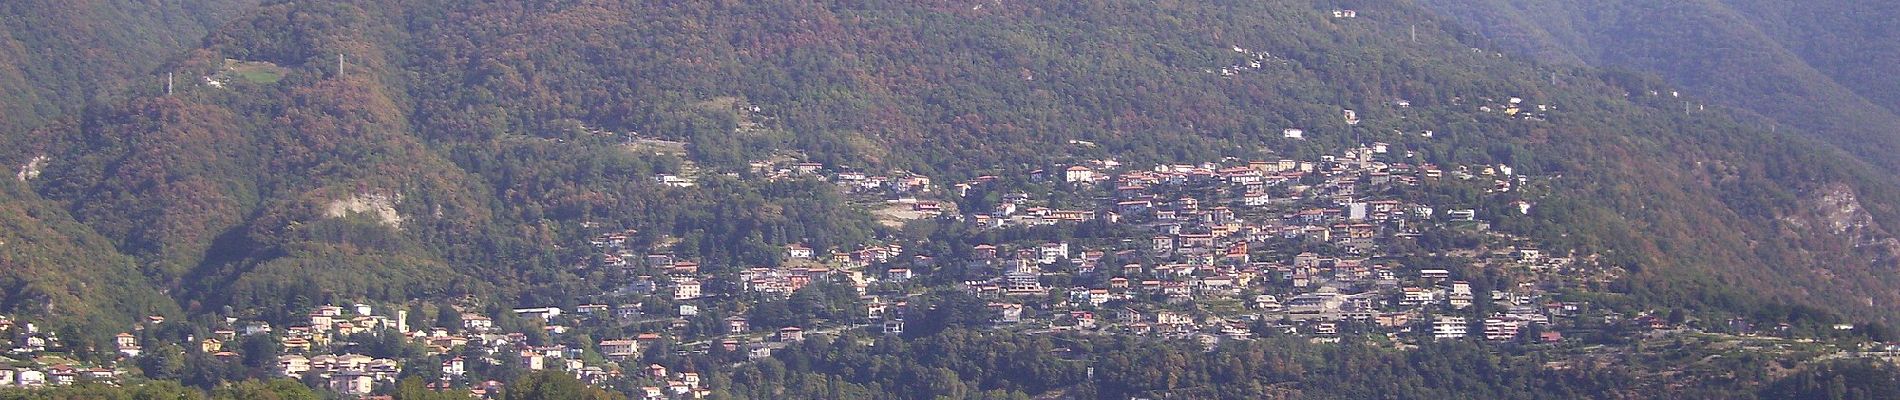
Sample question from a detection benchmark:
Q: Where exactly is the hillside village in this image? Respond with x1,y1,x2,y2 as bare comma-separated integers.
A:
2,138,1895,398
3,84,1892,398
12,0,1900,397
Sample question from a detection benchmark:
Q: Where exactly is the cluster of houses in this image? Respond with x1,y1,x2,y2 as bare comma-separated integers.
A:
631,364,708,400
828,170,934,197
593,230,912,305
0,138,1864,400
813,145,1630,347
263,302,709,398
1465,96,1554,122
0,92,1768,400
0,365,118,388
961,149,1455,232
277,354,402,396
736,159,935,199
0,316,123,388
6,318,60,356
615,144,1604,351
1208,44,1288,77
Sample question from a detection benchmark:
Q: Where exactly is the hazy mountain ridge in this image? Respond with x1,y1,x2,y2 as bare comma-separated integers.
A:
1416,0,1900,174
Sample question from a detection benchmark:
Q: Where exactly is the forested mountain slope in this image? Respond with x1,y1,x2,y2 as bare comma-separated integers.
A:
0,0,257,130
8,0,1900,333
0,0,255,335
1718,0,1900,124
1414,0,1900,175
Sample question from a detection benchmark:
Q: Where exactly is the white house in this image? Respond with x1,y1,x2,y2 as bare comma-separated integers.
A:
1038,242,1071,264
15,370,44,387
462,315,494,332
1433,317,1468,339
278,355,311,378
1064,166,1096,183
784,244,815,260
513,307,563,322
1484,317,1520,341
598,339,639,361
328,373,374,396
674,280,701,300
442,357,466,377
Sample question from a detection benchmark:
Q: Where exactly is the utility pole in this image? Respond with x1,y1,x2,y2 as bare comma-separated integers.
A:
165,73,173,95
1411,25,1418,43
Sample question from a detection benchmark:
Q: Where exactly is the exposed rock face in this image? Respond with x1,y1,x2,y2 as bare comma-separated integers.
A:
1798,184,1900,256
1779,183,1900,310
325,193,403,228
15,155,45,182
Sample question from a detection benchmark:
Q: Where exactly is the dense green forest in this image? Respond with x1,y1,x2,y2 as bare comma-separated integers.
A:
11,329,1900,400
0,0,258,130
0,0,258,335
0,0,1898,364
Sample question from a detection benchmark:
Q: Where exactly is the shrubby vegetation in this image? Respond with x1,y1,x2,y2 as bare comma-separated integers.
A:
689,329,1900,399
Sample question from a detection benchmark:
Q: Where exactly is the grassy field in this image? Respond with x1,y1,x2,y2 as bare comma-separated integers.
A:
224,59,287,84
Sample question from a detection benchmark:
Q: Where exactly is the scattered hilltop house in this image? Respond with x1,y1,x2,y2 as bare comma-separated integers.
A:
576,304,610,315
616,304,642,320
886,268,914,283
675,280,702,300
1038,242,1071,264
1434,317,1468,339
278,356,311,378
442,357,466,377
655,175,695,187
725,317,750,334
282,338,312,353
114,333,140,358
791,162,824,174
1284,128,1305,139
785,244,814,260
777,327,805,343
328,373,374,396
463,315,494,332
15,369,45,387
1484,317,1521,341
513,307,562,322
1065,166,1096,183
598,339,639,361
991,303,1025,324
